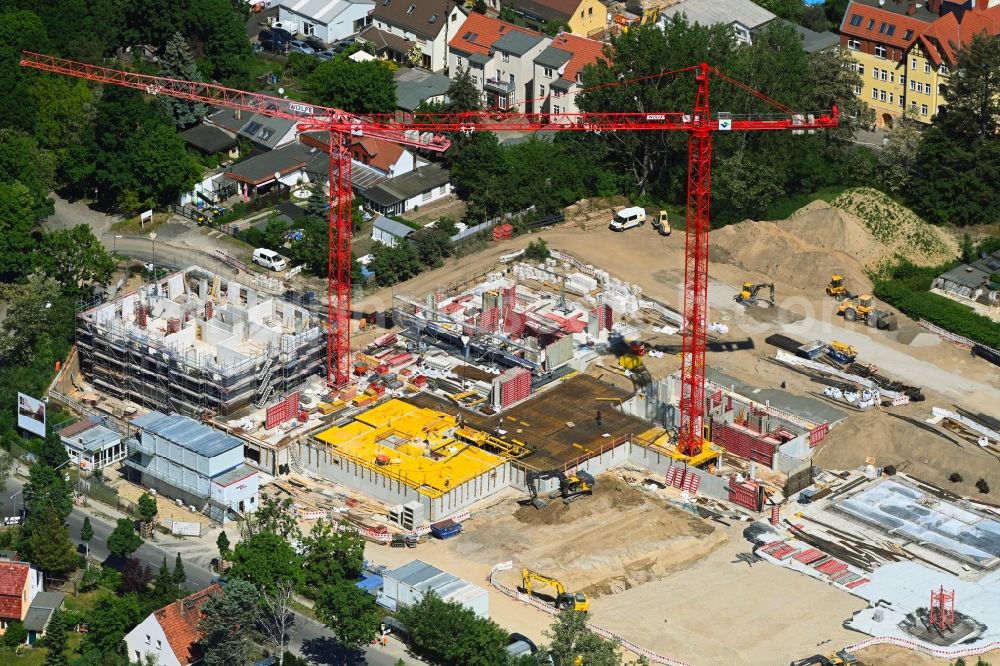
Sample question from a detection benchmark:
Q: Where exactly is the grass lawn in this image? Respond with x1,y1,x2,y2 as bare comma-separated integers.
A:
111,211,171,236
64,587,113,614
0,646,46,665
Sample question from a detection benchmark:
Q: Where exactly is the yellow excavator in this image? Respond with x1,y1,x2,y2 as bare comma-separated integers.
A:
825,275,857,302
521,568,590,612
735,281,775,307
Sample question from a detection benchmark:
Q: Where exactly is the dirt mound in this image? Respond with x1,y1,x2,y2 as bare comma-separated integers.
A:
710,214,873,295
455,475,726,598
831,188,958,267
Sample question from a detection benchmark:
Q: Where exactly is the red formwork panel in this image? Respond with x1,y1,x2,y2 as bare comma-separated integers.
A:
714,422,776,468
809,422,830,447
590,305,605,331
481,306,500,332
727,476,761,511
845,577,870,589
604,303,613,331
499,368,531,407
503,285,517,320
793,548,825,564
505,310,527,338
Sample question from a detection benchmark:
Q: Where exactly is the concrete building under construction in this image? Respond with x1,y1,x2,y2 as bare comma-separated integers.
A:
75,266,325,418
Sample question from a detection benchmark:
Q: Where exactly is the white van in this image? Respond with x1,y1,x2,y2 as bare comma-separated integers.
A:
253,248,287,271
609,206,646,231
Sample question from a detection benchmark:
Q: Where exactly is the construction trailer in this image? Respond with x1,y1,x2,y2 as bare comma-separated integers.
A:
75,266,325,418
379,559,489,617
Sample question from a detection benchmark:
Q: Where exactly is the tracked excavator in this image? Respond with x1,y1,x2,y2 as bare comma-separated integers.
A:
735,281,775,307
525,469,595,509
521,568,590,612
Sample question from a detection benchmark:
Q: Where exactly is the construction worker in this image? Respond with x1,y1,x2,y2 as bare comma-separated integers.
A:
595,410,603,426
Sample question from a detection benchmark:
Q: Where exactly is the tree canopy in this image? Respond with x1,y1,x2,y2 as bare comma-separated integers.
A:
107,518,143,558
397,592,510,666
308,58,397,113
229,530,304,594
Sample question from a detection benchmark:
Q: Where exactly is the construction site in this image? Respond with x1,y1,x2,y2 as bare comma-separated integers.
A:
25,49,1000,666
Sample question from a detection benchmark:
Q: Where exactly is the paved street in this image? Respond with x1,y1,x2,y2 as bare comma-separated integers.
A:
4,476,420,665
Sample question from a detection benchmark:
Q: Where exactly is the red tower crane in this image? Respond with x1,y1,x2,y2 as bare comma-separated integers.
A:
20,52,836,456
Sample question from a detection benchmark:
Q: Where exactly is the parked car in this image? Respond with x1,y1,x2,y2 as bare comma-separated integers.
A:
288,39,315,55
507,633,538,658
252,248,288,271
258,29,290,53
315,48,338,61
271,20,298,35
270,26,293,41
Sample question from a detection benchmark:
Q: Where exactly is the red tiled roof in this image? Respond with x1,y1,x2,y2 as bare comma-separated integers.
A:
351,137,406,173
154,584,221,665
914,6,1000,65
548,32,605,84
0,563,28,620
840,1,932,49
449,12,535,57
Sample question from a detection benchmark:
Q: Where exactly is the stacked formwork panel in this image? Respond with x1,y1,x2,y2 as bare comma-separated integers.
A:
493,367,532,408
713,420,776,468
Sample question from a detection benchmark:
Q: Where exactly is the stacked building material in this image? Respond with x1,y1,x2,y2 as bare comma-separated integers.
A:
493,367,531,408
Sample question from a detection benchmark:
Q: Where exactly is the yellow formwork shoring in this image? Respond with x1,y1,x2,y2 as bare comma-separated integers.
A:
314,399,505,498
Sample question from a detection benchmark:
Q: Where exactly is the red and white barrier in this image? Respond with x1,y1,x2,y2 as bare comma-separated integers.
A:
844,635,1000,660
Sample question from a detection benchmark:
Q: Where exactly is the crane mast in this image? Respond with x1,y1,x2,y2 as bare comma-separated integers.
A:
19,51,837,457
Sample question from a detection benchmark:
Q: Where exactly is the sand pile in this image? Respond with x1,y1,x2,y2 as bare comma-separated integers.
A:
709,188,958,294
709,213,873,294
454,475,726,598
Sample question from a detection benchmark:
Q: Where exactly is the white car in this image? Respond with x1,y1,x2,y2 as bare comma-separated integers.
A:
609,206,646,231
253,248,288,271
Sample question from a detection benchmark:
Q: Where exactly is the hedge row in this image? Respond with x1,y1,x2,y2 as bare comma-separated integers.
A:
874,280,1000,350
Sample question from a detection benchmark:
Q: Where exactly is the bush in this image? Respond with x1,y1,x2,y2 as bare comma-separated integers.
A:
949,472,963,483
976,478,990,494
0,621,26,648
873,280,1000,349
524,238,550,262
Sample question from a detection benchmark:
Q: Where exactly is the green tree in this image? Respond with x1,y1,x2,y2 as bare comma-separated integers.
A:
158,32,206,128
39,431,70,469
370,240,421,287
910,33,1000,225
961,233,976,264
107,518,143,558
264,216,289,250
0,620,27,648
42,609,69,666
24,462,73,521
300,520,365,599
878,110,923,193
543,19,570,36
0,10,50,133
84,593,142,658
397,592,509,666
229,531,304,594
308,58,397,113
524,239,551,262
436,217,459,236
238,494,300,541
190,0,253,85
137,492,158,524
445,67,483,114
199,578,260,666
0,180,50,282
0,273,63,365
449,131,506,220
414,228,454,268
314,581,381,650
80,516,94,560
173,552,186,584
29,504,78,579
542,608,623,666
153,555,178,600
216,530,230,559
28,75,96,162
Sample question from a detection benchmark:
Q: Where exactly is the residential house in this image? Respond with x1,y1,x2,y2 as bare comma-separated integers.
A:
660,0,776,44
278,0,374,42
395,67,453,118
371,215,417,247
933,250,1000,306
205,106,299,151
777,19,840,53
838,0,938,127
180,125,238,158
0,559,42,636
359,163,452,216
533,32,605,120
448,13,548,111
124,585,221,666
23,591,65,646
59,418,128,471
126,412,260,523
448,13,537,107
360,0,467,71
900,1,1000,123
501,0,608,38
